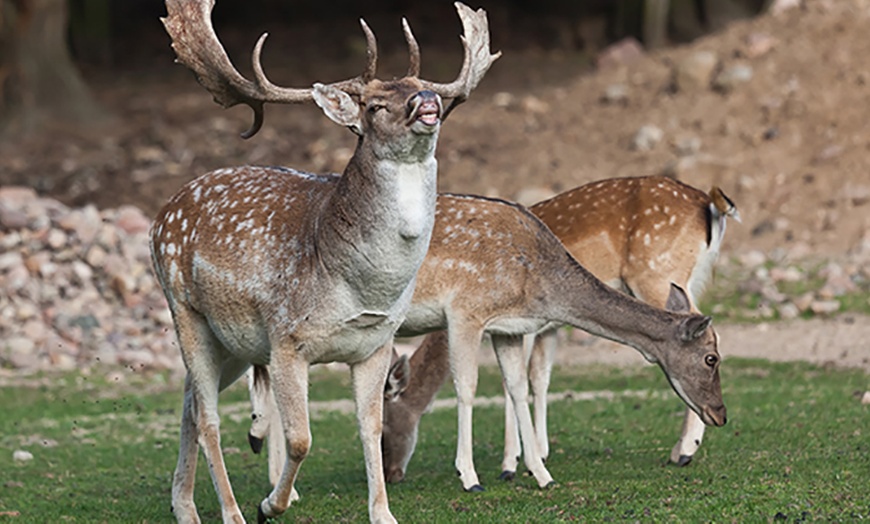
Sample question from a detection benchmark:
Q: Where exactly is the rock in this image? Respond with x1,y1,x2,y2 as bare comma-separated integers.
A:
744,32,777,58
713,64,754,93
769,266,802,283
632,124,664,151
862,392,870,405
12,450,34,462
46,228,67,250
514,187,556,207
596,37,645,70
739,250,767,268
115,205,152,235
4,336,38,368
520,96,549,114
810,300,841,316
0,206,28,230
600,84,629,105
57,205,102,245
492,91,514,109
674,51,718,92
777,302,800,320
673,136,701,157
0,186,38,205
0,252,23,272
85,245,108,269
793,293,815,312
768,0,801,15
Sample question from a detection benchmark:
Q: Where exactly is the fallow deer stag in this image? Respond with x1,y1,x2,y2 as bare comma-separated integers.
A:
150,1,498,522
248,181,729,492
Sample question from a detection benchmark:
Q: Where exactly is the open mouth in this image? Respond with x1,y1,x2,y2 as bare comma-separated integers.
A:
410,94,441,127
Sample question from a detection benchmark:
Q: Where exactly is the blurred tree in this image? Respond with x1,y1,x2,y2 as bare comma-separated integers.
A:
0,0,104,134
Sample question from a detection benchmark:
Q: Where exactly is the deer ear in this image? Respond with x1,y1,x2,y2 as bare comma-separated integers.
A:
679,315,712,342
312,83,362,135
665,283,691,313
385,354,410,400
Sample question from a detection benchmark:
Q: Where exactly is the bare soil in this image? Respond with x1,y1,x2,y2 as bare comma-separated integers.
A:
2,0,869,370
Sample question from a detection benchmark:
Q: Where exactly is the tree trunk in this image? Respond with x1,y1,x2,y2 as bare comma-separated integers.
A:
0,0,104,134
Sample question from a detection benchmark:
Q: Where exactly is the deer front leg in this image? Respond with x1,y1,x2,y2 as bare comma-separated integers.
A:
500,379,521,480
448,326,484,491
258,352,308,522
492,334,554,489
351,342,397,524
529,328,557,461
670,408,706,466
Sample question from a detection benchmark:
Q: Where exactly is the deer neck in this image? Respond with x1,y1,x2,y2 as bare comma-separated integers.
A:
549,263,677,363
402,331,452,414
315,137,439,301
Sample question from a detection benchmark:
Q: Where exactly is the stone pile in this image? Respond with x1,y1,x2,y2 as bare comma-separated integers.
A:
2,187,869,372
0,187,179,372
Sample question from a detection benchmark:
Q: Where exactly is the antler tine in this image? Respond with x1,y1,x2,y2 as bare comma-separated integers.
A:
419,2,501,114
402,18,421,78
163,0,331,138
359,19,378,83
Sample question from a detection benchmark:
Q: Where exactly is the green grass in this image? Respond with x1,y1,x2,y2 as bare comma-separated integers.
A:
2,359,868,522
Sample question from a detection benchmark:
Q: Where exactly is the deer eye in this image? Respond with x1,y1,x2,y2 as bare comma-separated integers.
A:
367,104,386,114
704,354,718,368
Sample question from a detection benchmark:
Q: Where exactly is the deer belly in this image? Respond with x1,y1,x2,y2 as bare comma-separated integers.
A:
302,314,400,364
205,316,272,365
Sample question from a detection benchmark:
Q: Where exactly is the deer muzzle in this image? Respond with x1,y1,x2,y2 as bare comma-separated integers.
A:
701,404,727,427
407,90,442,127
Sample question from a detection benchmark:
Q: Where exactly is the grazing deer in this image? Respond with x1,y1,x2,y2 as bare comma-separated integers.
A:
507,175,739,476
248,185,728,492
150,1,498,522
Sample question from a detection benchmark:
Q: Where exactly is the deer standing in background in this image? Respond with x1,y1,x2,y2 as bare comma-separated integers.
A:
150,1,498,522
507,175,739,476
249,184,729,492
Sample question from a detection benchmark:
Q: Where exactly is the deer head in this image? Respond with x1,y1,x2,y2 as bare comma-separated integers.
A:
162,0,500,139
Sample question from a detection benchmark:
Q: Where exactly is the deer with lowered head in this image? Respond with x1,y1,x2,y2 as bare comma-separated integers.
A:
247,176,731,493
150,1,499,522
500,175,740,476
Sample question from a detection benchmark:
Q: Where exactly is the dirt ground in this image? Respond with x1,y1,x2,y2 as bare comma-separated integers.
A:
1,1,869,369
466,313,870,371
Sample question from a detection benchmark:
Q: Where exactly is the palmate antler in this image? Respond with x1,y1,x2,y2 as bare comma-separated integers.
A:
404,2,502,118
162,0,499,137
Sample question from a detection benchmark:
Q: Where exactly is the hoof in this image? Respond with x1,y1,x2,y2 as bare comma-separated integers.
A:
464,484,485,493
676,455,693,467
249,433,264,454
499,470,516,481
543,480,557,490
257,503,268,524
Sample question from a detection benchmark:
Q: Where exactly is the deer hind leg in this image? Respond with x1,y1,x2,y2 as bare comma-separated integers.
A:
624,271,707,466
257,348,309,521
171,306,246,524
492,334,554,488
500,376,520,480
448,325,484,491
529,328,557,461
501,331,555,480
351,342,397,524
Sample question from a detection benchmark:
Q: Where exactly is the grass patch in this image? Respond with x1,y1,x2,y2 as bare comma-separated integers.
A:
1,359,868,522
